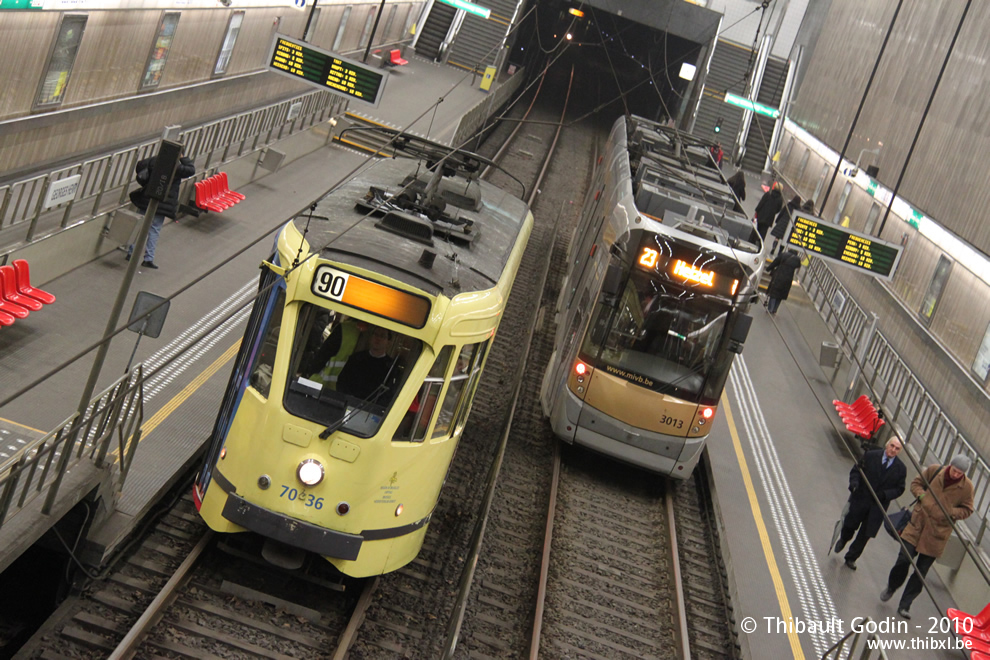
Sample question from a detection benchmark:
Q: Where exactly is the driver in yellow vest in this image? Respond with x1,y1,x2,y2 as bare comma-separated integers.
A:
308,318,366,389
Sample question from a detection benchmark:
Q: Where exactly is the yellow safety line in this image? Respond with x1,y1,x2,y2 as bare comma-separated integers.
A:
115,340,241,460
721,392,806,660
344,111,391,128
331,136,391,158
0,416,46,435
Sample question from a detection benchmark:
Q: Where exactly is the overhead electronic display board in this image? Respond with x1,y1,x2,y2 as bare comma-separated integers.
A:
787,211,902,279
266,34,386,107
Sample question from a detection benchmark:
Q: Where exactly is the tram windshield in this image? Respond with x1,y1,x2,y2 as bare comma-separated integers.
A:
581,267,734,403
283,303,422,437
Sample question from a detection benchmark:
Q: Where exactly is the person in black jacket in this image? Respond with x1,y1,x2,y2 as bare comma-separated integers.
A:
726,171,746,213
754,185,783,240
765,248,802,314
835,438,906,569
128,150,196,269
769,195,801,257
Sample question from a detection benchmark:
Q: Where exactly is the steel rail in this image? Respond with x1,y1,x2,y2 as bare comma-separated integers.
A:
667,483,692,660
107,530,213,660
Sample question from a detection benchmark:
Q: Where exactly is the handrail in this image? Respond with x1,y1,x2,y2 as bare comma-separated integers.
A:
0,365,144,535
819,617,890,660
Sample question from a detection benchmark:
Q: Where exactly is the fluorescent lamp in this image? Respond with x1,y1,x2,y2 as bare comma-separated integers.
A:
679,62,697,81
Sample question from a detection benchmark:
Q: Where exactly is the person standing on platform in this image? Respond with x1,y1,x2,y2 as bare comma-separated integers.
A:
880,455,974,619
727,171,746,213
769,195,801,257
754,184,783,240
764,248,802,314
127,149,196,269
835,438,906,569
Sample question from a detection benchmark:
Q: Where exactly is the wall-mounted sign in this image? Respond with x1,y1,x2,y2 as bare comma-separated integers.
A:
43,174,81,209
787,211,902,279
266,34,386,106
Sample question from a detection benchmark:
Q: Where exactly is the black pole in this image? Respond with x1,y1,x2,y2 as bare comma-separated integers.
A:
819,0,903,212
302,0,319,42
877,0,971,237
362,0,388,63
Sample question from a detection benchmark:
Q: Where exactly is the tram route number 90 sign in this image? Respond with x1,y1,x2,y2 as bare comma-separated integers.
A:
787,211,903,280
266,34,386,107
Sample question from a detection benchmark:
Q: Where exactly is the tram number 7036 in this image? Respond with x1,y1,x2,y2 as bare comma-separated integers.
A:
312,265,350,301
280,485,324,509
660,415,683,429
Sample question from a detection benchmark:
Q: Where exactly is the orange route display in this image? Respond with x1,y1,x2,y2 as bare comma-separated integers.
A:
267,34,386,107
311,265,431,329
786,211,902,279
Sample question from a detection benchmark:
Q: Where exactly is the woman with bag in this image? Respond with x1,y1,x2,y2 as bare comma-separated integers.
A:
880,455,974,619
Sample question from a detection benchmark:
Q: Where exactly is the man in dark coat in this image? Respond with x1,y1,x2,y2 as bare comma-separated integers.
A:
835,438,906,569
765,248,802,314
128,151,196,269
754,185,783,240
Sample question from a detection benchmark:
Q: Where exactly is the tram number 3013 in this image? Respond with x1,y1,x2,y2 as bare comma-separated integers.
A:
313,265,350,301
280,485,325,509
660,415,683,429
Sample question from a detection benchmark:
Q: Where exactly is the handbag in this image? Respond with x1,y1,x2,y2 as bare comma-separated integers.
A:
883,465,944,540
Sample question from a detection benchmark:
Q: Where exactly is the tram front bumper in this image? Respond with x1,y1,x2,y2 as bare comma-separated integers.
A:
222,493,363,560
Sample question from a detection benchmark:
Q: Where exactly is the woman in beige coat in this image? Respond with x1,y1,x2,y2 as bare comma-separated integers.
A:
880,455,974,619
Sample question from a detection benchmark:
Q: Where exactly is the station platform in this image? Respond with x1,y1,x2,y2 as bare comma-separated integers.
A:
706,188,969,658
0,53,502,574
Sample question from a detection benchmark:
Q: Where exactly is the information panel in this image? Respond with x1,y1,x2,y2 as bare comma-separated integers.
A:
787,211,902,279
267,34,386,107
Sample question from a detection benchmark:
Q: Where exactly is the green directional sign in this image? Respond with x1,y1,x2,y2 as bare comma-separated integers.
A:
0,0,43,9
723,91,780,119
438,0,491,18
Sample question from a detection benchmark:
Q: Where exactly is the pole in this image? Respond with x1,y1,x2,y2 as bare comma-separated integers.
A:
877,0,971,237
302,0,319,42
362,0,388,63
75,197,161,418
820,0,903,211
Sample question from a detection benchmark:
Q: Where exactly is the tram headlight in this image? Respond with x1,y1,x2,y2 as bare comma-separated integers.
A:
297,459,325,486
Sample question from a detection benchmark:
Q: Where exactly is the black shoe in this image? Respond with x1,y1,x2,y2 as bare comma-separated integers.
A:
834,540,846,553
142,261,158,269
125,253,131,261
880,588,894,602
844,559,857,570
897,607,911,620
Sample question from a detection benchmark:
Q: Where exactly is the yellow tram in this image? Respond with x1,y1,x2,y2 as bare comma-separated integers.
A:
195,134,533,576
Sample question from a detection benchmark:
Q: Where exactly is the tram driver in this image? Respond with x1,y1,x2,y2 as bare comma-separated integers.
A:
336,325,399,401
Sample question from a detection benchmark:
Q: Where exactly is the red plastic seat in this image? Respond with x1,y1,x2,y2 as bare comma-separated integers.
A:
970,651,990,660
388,49,408,66
196,180,226,212
949,602,990,630
12,259,55,305
208,176,234,208
0,287,29,319
219,173,245,200
833,394,870,412
0,266,42,311
0,309,14,326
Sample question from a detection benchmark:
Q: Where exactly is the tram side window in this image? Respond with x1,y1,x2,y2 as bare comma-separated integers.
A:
437,341,488,439
395,346,452,442
248,289,286,398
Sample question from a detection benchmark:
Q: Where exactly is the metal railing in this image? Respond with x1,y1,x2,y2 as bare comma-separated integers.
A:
0,366,145,534
800,258,990,552
819,618,890,659
451,68,525,150
0,90,348,255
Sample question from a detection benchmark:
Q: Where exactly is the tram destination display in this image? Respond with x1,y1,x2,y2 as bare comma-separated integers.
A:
266,34,386,107
787,211,902,279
